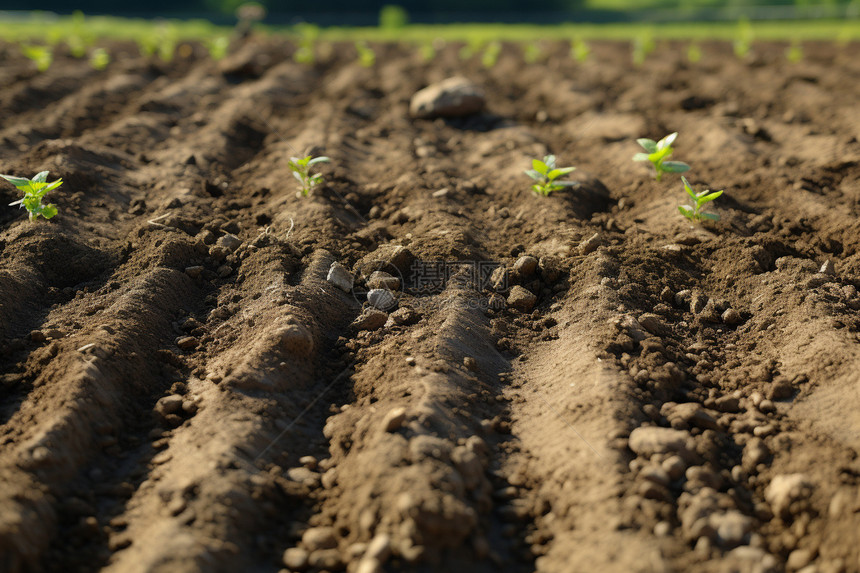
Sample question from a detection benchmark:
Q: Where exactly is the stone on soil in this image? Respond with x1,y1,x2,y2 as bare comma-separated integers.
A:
507,285,537,312
352,309,388,331
410,77,486,119
327,262,354,292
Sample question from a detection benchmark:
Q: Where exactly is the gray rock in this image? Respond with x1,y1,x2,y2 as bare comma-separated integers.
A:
507,285,537,312
156,395,183,416
352,309,388,331
327,262,354,292
579,232,603,255
367,289,397,311
410,77,486,119
638,313,668,335
387,306,419,326
216,233,241,252
513,255,538,277
184,266,203,279
368,271,401,291
722,308,742,325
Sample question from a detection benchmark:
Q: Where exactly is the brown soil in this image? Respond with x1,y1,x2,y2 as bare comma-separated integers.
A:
1,37,860,573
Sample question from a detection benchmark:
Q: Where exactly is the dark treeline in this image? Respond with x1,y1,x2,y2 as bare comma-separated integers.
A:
5,0,855,18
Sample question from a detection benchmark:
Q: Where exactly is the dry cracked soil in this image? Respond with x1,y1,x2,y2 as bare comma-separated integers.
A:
1,37,860,573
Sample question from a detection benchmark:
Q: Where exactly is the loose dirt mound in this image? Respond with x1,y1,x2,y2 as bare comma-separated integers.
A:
1,39,860,573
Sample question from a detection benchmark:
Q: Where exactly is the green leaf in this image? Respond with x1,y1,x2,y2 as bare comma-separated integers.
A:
678,205,694,218
292,171,304,183
33,171,49,183
682,177,697,198
532,159,548,176
662,161,690,173
658,132,678,150
632,153,650,162
1,174,32,189
543,155,556,169
637,138,657,153
555,181,576,188
525,170,543,181
44,179,63,192
698,190,724,204
700,212,720,221
40,203,58,219
548,167,576,180
307,156,330,166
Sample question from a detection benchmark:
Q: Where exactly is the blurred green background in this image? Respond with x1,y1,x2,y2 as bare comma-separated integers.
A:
3,0,858,24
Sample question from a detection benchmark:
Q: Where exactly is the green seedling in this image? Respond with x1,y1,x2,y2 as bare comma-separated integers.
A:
632,33,655,66
733,18,753,59
786,40,804,63
293,24,318,65
571,38,590,62
418,41,436,63
481,41,501,68
289,155,330,196
90,48,110,70
634,132,690,181
1,171,62,221
458,39,483,61
22,45,53,72
679,177,722,223
687,42,702,63
524,42,543,64
525,155,576,197
356,41,376,67
206,36,230,61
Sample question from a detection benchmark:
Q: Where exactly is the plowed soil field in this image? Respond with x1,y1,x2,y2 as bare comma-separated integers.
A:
1,38,860,573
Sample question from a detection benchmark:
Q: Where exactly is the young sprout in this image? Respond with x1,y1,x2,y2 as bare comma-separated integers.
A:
356,41,376,67
418,41,436,63
293,23,318,65
634,132,690,181
523,42,543,64
22,45,53,72
525,155,576,197
571,38,590,62
1,171,62,221
632,32,655,66
678,176,722,223
733,18,753,59
786,40,804,63
206,36,230,61
289,155,330,196
481,41,501,68
687,42,702,63
89,48,110,70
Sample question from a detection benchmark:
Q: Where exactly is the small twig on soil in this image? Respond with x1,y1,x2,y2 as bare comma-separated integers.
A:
284,218,295,241
147,213,172,228
77,343,95,352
